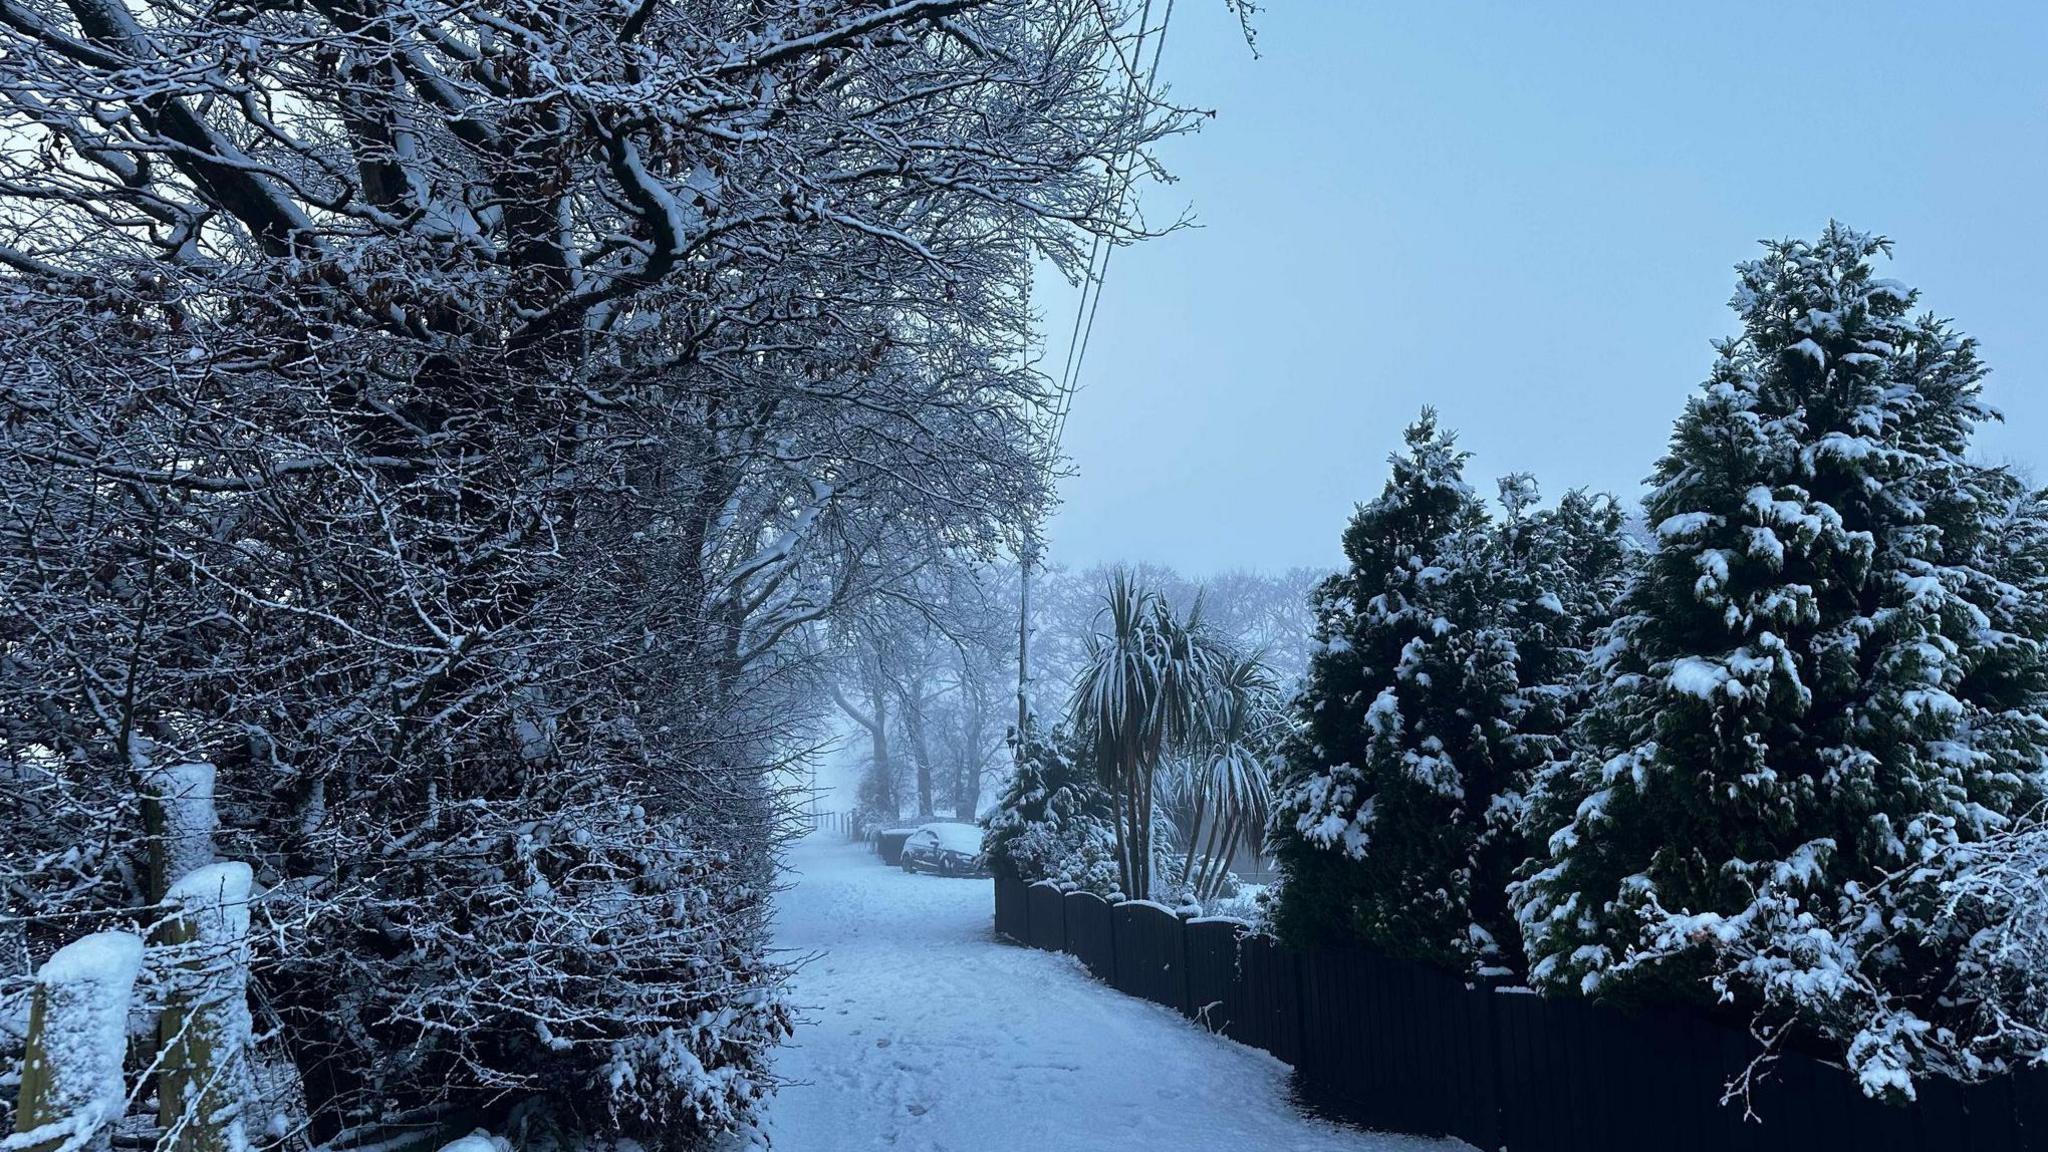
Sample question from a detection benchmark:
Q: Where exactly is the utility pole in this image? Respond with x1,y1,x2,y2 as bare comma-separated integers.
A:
1014,238,1040,756
1016,530,1036,740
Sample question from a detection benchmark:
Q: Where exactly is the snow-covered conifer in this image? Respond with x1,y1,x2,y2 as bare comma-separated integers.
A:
1514,225,2048,1095
1270,412,1493,962
1272,413,1624,975
983,719,1119,895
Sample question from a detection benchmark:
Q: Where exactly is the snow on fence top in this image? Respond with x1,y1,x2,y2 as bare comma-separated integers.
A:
436,1134,511,1152
1185,916,1254,928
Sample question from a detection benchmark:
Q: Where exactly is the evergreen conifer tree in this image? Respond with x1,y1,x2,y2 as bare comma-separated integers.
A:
983,719,1119,893
1271,413,1626,975
1481,482,1632,969
1514,225,2048,1093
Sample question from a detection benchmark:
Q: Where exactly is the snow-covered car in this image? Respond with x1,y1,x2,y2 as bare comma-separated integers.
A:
899,822,988,877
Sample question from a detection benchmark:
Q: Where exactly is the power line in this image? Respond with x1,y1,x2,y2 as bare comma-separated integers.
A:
1047,0,1177,455
1018,0,1178,739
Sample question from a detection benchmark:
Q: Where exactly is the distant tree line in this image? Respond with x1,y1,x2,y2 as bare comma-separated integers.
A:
839,560,1320,830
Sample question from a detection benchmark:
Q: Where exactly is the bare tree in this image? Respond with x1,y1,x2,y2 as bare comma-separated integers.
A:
0,0,1193,1145
829,552,1017,822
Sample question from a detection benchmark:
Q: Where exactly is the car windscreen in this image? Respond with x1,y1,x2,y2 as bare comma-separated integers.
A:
916,823,983,854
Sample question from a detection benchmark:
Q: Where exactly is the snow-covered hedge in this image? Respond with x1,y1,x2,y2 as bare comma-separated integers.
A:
265,796,790,1149
0,0,1192,1145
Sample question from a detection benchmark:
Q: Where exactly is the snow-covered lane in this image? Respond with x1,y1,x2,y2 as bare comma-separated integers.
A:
763,834,1458,1152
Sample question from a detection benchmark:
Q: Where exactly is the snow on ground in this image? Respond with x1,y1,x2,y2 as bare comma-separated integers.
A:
764,833,1460,1152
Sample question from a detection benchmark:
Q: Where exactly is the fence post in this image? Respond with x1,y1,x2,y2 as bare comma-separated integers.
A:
139,761,218,905
1288,946,1308,1074
1169,906,1192,1018
1473,980,1504,1152
157,862,255,1152
994,875,1030,943
11,932,146,1152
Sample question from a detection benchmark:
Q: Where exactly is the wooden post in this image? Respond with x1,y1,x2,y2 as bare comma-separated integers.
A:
12,932,145,1152
138,760,219,905
157,862,253,1152
1016,540,1033,744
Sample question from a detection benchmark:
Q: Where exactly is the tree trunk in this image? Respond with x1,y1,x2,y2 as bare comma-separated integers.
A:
872,689,896,819
1179,784,1209,896
900,692,936,819
1108,755,1132,898
1133,750,1156,900
831,680,895,821
1127,761,1147,900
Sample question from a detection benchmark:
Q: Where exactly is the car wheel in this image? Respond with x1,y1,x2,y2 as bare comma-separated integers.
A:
901,858,915,873
939,857,955,877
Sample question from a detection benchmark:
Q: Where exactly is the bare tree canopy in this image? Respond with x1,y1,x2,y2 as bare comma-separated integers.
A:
0,0,1190,1147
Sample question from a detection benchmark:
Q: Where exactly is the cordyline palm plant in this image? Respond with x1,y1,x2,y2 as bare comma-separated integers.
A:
1069,571,1279,900
1169,650,1282,902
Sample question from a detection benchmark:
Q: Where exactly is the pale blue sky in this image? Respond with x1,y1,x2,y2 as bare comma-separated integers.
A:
1039,1,2048,573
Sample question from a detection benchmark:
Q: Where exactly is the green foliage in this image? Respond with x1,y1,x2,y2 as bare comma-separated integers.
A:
1270,412,1627,977
1067,572,1232,899
1159,648,1285,905
1513,225,2048,1093
982,719,1119,894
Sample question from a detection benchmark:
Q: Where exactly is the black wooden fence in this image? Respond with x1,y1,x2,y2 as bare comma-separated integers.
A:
993,875,2048,1152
